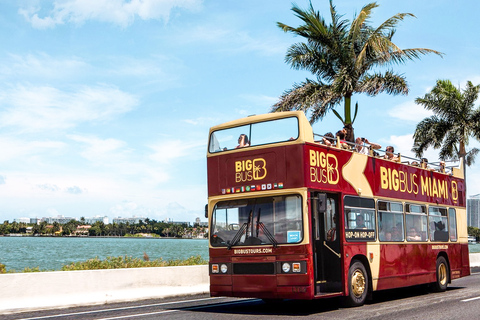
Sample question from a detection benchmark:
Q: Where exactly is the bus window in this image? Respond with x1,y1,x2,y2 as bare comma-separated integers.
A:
378,201,404,241
208,116,299,152
405,204,427,242
210,195,303,247
344,196,375,241
449,208,457,241
428,207,449,242
209,124,250,152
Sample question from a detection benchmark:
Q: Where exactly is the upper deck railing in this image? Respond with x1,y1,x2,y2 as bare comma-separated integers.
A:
207,111,463,179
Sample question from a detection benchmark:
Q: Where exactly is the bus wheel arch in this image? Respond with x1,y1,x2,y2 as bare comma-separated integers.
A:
344,257,371,307
433,254,450,292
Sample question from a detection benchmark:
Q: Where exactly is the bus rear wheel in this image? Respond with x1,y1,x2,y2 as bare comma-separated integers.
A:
434,256,449,292
345,260,368,307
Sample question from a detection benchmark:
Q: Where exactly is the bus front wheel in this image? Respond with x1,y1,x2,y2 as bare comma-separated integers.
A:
345,260,368,307
434,256,449,292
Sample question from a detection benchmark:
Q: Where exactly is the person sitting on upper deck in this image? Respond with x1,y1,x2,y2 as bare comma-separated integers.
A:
321,132,335,146
354,137,381,155
236,134,250,148
335,130,350,149
421,158,435,171
384,146,399,162
438,161,446,173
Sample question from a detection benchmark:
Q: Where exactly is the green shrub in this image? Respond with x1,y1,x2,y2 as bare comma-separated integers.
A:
61,255,207,271
0,263,6,274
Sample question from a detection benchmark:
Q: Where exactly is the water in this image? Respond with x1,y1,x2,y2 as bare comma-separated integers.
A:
0,237,208,272
0,237,478,272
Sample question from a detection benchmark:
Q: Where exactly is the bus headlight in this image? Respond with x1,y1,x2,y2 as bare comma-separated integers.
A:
212,264,219,273
221,264,228,273
282,262,291,273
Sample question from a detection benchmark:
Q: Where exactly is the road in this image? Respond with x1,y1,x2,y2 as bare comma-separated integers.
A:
3,273,480,320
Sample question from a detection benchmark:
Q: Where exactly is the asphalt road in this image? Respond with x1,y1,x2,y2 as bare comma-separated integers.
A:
3,273,480,320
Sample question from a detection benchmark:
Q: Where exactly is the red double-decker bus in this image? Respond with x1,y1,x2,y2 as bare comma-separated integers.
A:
206,111,470,306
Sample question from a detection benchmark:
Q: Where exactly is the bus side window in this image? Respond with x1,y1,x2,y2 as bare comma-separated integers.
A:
449,208,457,241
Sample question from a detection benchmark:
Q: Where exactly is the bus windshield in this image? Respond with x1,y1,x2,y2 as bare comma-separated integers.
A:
208,116,299,153
210,195,303,247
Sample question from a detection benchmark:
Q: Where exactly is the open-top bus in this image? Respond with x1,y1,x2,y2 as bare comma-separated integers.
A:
206,111,469,306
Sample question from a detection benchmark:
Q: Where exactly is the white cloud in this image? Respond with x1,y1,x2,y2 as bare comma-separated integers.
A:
0,85,137,132
383,134,440,163
181,25,287,56
69,135,128,163
0,136,66,162
149,139,204,164
0,53,89,80
19,0,203,29
388,100,433,122
239,94,278,107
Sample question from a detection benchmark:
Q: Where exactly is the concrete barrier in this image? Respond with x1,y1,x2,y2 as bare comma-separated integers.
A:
1,254,480,314
0,265,209,314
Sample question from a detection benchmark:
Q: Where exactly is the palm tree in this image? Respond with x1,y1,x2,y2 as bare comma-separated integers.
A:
273,1,442,141
412,79,480,166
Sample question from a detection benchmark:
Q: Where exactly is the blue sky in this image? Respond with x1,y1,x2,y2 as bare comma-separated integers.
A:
1,0,479,224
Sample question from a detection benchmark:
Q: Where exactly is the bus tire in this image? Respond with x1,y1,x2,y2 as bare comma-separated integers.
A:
345,260,368,307
434,256,449,292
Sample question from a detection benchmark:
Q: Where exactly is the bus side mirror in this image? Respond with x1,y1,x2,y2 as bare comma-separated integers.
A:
317,193,327,213
205,204,208,218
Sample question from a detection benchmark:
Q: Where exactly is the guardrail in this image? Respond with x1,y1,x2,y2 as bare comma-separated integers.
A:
1,254,479,314
0,265,209,314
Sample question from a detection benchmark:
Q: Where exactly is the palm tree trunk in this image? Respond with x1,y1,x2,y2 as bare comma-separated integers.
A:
343,96,355,142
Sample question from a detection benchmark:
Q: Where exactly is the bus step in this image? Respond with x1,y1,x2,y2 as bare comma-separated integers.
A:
316,281,342,293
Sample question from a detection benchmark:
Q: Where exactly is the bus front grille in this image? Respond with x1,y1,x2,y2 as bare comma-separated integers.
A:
233,263,275,275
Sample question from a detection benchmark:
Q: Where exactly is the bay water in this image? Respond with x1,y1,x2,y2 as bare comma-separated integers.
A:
0,237,478,272
0,237,208,272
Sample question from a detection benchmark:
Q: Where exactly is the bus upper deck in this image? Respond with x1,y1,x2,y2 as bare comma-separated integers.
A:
207,111,465,206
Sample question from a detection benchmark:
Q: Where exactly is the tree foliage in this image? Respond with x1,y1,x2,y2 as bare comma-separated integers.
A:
412,79,480,165
0,219,207,239
273,0,442,141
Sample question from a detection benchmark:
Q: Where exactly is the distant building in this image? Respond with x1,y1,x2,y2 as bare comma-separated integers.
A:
30,218,41,225
13,217,30,223
75,225,91,236
194,217,207,227
468,194,480,228
43,215,77,224
112,217,146,224
85,216,109,225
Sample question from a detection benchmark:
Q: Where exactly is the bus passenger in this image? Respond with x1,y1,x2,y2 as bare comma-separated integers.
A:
322,132,334,146
390,226,402,241
379,226,392,241
384,146,399,162
236,134,250,148
326,215,337,241
355,215,366,229
355,137,381,155
407,228,421,241
335,130,349,149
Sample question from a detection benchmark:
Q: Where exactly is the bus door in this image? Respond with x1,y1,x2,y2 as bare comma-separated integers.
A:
312,192,342,294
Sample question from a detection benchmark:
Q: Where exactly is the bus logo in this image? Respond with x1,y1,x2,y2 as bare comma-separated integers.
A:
309,150,339,185
235,158,267,183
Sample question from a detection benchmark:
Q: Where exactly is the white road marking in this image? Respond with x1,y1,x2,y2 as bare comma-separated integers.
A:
95,300,258,320
461,296,480,302
14,297,224,320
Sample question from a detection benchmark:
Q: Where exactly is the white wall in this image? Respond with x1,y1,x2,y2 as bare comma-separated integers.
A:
0,265,209,314
1,254,479,314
